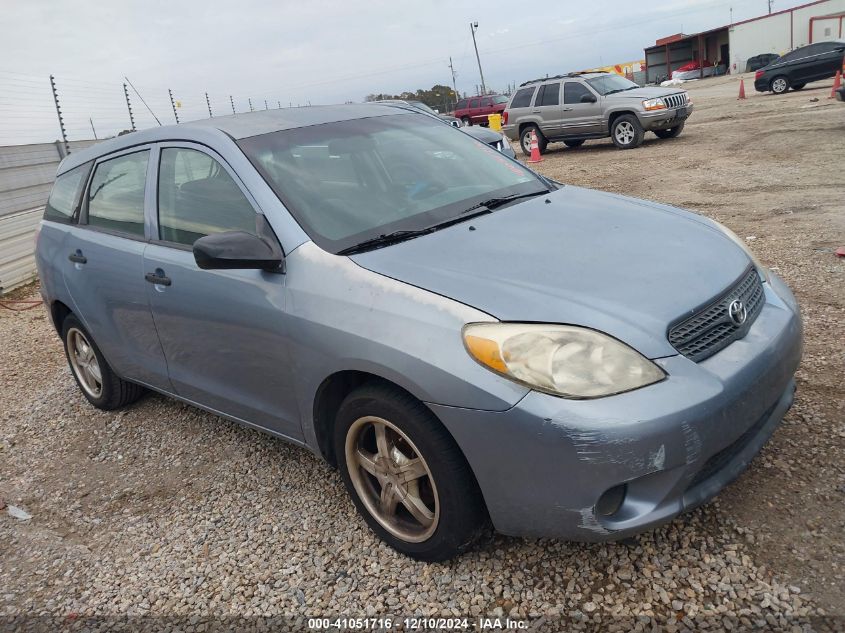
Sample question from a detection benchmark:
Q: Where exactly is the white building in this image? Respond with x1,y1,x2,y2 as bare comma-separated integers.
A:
644,0,845,83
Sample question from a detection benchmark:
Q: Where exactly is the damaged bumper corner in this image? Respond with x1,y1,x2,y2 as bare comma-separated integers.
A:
428,276,802,541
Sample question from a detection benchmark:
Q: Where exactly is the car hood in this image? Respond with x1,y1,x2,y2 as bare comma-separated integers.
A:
462,126,503,144
605,87,685,100
350,187,752,359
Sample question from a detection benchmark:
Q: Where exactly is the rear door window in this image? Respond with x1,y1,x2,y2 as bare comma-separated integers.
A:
44,162,91,223
86,151,149,237
539,83,561,106
157,147,257,246
510,87,536,108
469,98,479,109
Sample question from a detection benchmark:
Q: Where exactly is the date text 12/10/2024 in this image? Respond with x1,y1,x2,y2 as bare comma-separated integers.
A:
307,617,529,630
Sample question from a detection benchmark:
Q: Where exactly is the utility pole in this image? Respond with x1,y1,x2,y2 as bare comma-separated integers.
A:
448,56,458,106
230,95,236,114
767,0,773,13
89,118,98,139
470,22,487,95
206,92,213,118
248,98,254,112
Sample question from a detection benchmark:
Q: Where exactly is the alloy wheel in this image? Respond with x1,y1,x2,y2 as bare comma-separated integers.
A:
345,415,440,543
772,78,787,93
67,328,103,398
614,121,636,145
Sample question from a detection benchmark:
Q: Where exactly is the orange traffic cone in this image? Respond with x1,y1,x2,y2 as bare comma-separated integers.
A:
829,71,841,99
737,78,746,100
527,129,543,163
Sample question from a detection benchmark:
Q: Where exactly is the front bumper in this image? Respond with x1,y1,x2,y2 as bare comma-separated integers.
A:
429,273,802,540
639,103,694,130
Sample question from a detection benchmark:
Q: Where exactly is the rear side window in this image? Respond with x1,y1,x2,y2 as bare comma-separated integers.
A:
86,150,149,237
510,87,535,108
469,99,479,108
539,83,560,106
456,99,468,110
44,162,91,223
157,148,256,246
564,82,594,104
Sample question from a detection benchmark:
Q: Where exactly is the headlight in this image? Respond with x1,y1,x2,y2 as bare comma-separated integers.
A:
463,323,666,399
642,98,667,111
713,221,770,282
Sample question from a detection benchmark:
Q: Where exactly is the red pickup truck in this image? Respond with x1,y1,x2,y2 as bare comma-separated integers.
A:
453,95,509,126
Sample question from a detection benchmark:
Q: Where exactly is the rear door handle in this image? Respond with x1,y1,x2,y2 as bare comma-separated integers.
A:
563,108,574,111
144,272,172,286
68,252,87,264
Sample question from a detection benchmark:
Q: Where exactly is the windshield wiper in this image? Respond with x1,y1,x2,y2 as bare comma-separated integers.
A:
458,189,550,215
338,207,498,255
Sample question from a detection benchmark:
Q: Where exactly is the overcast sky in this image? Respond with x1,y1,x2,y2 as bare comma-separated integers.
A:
1,0,807,143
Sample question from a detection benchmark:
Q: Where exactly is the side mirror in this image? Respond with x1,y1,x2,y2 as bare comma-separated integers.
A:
193,215,283,272
581,94,598,104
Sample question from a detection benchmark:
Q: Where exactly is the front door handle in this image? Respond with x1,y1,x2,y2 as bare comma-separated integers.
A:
563,107,574,111
68,251,87,264
144,271,172,287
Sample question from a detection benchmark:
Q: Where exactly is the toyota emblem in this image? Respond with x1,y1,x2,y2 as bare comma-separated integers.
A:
728,300,747,326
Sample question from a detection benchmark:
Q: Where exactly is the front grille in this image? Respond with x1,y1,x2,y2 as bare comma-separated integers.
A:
668,267,765,362
664,93,686,109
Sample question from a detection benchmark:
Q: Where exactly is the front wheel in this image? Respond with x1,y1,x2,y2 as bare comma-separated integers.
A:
770,76,789,94
654,122,685,139
62,314,145,410
611,115,645,149
334,383,487,561
519,125,548,156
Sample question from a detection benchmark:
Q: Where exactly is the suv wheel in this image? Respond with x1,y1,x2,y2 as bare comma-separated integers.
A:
654,122,684,139
563,139,585,148
62,314,145,410
610,115,645,149
519,125,547,157
770,76,789,94
461,117,471,127
334,382,487,561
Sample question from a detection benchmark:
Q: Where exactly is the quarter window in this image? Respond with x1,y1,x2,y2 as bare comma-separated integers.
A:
157,148,256,246
539,83,560,106
44,162,91,223
86,151,149,237
469,98,479,108
510,87,536,108
564,82,594,104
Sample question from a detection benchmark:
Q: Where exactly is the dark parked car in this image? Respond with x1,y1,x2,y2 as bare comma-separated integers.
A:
453,95,509,126
754,40,845,94
746,53,779,72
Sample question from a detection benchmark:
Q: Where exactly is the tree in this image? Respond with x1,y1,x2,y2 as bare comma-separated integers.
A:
365,84,459,112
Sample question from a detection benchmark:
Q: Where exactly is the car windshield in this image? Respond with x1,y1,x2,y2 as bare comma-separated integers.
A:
409,101,437,115
238,113,544,253
585,75,640,95
493,95,509,104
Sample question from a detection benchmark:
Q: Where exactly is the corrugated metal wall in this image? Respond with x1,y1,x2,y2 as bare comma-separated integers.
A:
0,139,96,294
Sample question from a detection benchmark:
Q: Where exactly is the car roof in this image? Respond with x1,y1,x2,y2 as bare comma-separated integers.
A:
57,103,413,174
518,72,609,87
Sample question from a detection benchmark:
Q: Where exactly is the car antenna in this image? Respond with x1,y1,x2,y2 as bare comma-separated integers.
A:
124,76,162,126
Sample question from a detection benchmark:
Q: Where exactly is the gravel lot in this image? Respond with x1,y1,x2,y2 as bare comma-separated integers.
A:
1,73,843,631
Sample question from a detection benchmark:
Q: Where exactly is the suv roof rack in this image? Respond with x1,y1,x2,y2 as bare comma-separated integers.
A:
518,71,609,87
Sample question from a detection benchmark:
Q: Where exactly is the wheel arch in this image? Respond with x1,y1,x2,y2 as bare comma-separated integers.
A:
607,109,638,131
50,300,73,333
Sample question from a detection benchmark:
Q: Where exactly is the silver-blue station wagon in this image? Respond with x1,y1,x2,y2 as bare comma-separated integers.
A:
35,105,802,561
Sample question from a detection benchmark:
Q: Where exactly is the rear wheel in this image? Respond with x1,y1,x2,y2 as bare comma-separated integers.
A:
791,83,806,90
654,122,685,139
519,125,547,156
563,139,585,148
62,314,145,410
610,115,645,149
334,382,487,561
770,76,789,94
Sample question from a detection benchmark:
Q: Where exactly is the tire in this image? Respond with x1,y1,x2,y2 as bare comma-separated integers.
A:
770,76,789,94
610,114,645,149
563,139,585,148
334,382,488,561
61,314,145,410
791,83,806,90
654,122,685,139
519,125,548,157
461,117,471,127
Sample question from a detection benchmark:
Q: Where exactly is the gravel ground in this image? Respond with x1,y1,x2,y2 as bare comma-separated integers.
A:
1,73,843,632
